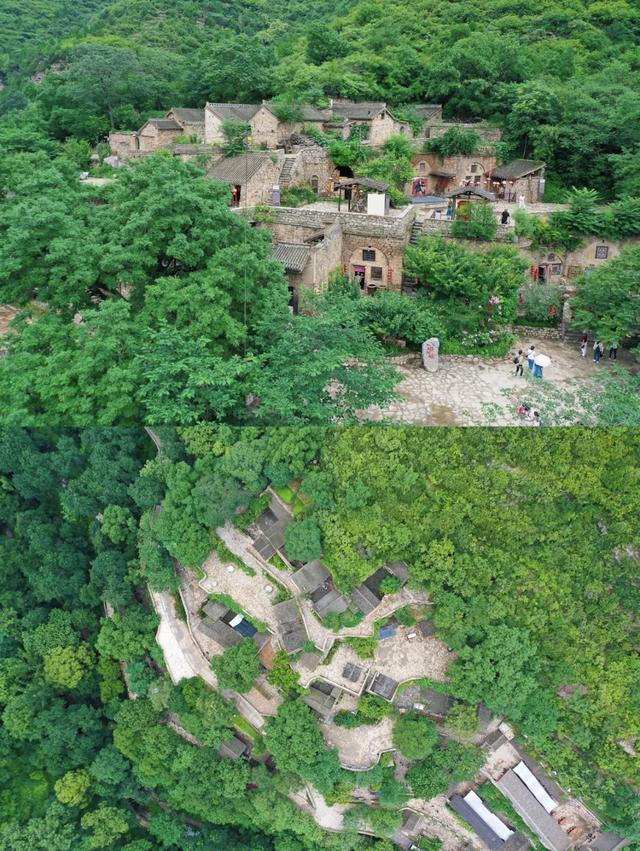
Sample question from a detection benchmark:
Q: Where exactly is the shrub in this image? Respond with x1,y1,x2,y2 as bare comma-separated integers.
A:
452,202,498,241
346,636,377,659
281,184,318,207
221,119,250,156
445,702,479,737
358,694,393,722
379,575,403,595
519,283,563,326
394,606,416,627
358,290,444,347
424,128,480,157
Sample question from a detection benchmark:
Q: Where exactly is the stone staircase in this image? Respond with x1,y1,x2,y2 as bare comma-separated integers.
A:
409,220,423,244
279,156,297,188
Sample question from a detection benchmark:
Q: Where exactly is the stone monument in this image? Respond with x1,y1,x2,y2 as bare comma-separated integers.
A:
422,337,440,373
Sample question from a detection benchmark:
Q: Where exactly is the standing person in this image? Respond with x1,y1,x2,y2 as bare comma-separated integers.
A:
593,340,603,363
518,194,526,209
580,335,588,358
609,341,619,360
531,411,541,426
514,350,524,376
501,209,510,225
527,345,535,371
533,360,543,379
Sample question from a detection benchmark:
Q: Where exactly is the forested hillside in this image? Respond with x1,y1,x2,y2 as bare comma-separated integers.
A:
3,428,637,850
1,0,640,195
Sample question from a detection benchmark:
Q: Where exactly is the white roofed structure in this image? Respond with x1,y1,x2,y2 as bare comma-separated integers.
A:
514,761,557,813
463,791,514,842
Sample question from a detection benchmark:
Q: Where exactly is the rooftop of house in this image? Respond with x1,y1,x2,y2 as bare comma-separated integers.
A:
263,101,330,122
331,100,388,119
145,118,183,131
351,582,380,615
448,794,505,851
302,683,339,717
492,159,545,180
206,102,262,121
196,617,241,648
208,153,273,185
218,735,247,760
313,587,349,618
496,769,571,851
367,671,398,700
292,560,331,594
272,242,311,273
169,107,206,123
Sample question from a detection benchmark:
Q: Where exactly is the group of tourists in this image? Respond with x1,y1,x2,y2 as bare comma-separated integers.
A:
580,334,619,362
517,404,543,426
513,345,549,379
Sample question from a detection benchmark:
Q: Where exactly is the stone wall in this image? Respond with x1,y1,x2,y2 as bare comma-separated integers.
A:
108,131,139,159
368,112,411,146
264,205,415,240
424,122,502,143
243,159,284,206
418,218,514,243
300,220,343,292
411,151,497,195
342,232,405,291
249,106,281,148
288,147,339,195
138,125,182,152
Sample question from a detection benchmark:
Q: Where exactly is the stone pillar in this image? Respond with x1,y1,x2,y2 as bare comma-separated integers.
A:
422,337,440,372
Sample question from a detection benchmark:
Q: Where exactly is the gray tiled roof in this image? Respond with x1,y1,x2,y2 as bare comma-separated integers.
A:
492,159,545,180
218,735,247,759
314,588,349,618
292,560,330,594
264,102,330,122
351,583,380,615
273,598,301,626
448,795,504,851
332,101,387,119
147,118,182,130
170,107,205,123
208,153,271,185
281,626,307,653
272,242,311,273
196,618,241,648
412,104,442,119
496,770,571,851
206,102,262,121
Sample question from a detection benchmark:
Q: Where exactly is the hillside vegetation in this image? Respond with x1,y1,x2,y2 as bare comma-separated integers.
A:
1,0,640,195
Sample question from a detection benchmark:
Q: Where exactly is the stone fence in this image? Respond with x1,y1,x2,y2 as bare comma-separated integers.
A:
418,218,514,242
244,205,415,239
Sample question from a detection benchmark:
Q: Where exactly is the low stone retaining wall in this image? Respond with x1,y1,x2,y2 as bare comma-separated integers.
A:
506,323,564,340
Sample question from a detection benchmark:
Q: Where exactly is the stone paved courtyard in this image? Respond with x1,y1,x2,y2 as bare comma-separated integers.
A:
366,335,625,425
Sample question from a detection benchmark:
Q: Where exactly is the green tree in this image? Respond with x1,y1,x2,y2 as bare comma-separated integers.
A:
268,651,302,695
449,626,540,721
54,768,92,808
571,246,640,343
393,712,440,760
221,119,251,156
210,638,261,693
406,742,484,800
283,517,322,562
80,804,131,849
264,699,324,774
43,644,95,690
